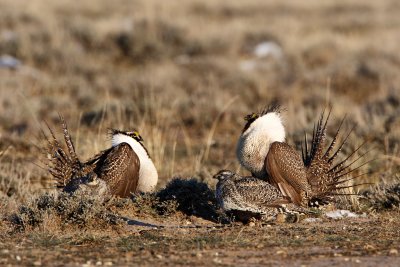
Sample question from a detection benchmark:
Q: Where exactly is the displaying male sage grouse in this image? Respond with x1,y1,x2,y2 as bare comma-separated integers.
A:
213,170,305,223
236,105,368,207
44,116,158,197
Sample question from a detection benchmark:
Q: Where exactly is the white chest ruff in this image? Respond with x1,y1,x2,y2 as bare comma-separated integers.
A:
112,134,158,192
236,112,285,179
237,133,270,178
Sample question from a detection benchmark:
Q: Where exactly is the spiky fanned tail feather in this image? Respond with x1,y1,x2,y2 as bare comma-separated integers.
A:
42,115,86,187
301,109,371,206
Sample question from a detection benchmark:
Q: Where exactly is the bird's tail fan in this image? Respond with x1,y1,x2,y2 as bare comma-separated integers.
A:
42,116,82,187
302,109,371,206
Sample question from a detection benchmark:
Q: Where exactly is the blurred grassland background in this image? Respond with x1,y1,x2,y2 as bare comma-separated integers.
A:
0,0,400,206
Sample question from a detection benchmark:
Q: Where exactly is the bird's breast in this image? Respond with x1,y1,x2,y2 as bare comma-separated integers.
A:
137,157,158,192
237,135,269,178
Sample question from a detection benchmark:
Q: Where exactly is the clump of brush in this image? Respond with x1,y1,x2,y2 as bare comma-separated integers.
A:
360,177,400,211
8,191,124,232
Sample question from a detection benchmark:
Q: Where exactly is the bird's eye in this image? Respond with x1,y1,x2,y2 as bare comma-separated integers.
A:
244,113,258,121
133,131,144,142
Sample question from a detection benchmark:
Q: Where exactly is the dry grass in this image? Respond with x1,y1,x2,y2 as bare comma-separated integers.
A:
1,0,400,265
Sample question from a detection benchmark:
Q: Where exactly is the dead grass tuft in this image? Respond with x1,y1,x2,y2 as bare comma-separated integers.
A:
8,192,124,232
360,177,400,211
0,162,34,201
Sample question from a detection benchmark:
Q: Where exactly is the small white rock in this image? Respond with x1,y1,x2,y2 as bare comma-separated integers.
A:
0,54,21,69
303,218,323,223
325,210,360,219
253,42,283,59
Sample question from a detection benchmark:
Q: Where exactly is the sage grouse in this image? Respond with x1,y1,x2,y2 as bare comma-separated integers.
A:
213,170,303,222
44,116,158,197
236,105,368,207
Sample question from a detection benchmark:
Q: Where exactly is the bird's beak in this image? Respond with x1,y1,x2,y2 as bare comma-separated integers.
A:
87,179,99,186
86,173,99,186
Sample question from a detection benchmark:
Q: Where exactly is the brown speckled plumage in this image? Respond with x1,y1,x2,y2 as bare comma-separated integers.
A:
266,142,311,206
91,143,140,196
43,116,143,198
213,170,304,222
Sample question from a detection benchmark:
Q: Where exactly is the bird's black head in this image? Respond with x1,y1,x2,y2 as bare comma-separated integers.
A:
242,104,283,133
110,129,144,143
243,112,259,132
213,170,235,181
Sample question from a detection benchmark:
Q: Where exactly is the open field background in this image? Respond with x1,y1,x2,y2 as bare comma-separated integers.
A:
0,0,400,266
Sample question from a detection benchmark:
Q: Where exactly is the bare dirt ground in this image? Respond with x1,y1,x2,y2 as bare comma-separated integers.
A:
1,0,400,266
1,213,400,266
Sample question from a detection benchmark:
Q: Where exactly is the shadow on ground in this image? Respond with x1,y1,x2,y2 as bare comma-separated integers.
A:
156,178,222,223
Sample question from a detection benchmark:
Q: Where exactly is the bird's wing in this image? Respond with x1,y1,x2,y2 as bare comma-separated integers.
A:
233,177,292,208
96,143,140,197
265,142,310,206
